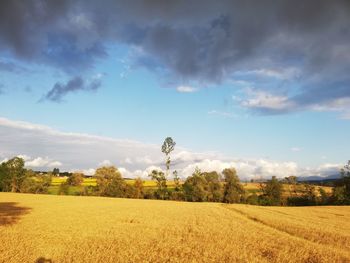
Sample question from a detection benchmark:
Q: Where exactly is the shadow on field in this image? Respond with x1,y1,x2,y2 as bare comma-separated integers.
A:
0,202,31,226
35,257,52,263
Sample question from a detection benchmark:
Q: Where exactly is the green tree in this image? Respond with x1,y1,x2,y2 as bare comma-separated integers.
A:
203,171,223,202
222,168,245,203
66,172,84,186
52,168,60,176
0,157,26,192
0,162,7,191
182,167,208,202
318,187,329,205
149,170,168,199
161,137,176,178
173,170,180,191
259,176,283,206
332,160,350,204
95,166,127,197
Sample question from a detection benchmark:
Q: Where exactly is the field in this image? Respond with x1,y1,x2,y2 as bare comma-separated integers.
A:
48,177,332,196
1,193,349,262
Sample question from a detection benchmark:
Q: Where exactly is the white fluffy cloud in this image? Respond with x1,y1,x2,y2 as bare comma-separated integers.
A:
112,159,341,180
176,85,198,93
0,117,342,179
25,157,62,168
98,160,113,167
241,90,295,111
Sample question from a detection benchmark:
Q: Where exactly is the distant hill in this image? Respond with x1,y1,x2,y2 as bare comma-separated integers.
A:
298,174,340,182
297,174,341,186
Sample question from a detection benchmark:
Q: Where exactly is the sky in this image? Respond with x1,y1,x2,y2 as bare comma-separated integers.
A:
0,0,349,179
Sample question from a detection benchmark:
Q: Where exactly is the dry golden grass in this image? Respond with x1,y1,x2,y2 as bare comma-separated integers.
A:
1,193,349,263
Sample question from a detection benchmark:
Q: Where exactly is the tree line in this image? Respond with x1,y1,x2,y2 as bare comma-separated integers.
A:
0,137,349,206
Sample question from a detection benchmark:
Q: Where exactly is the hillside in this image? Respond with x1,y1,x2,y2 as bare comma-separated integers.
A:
0,193,349,262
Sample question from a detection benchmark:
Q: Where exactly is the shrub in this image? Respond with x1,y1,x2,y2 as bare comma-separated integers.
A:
58,182,70,195
66,172,84,186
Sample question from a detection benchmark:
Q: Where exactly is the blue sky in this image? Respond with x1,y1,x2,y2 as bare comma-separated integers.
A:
0,1,349,178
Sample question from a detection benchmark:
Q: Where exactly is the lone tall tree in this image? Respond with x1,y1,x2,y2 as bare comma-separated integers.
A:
161,137,176,177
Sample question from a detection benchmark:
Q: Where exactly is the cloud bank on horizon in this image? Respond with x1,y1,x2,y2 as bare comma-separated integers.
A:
0,0,350,117
0,117,341,179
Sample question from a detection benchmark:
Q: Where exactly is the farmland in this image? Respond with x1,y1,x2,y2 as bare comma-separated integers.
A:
1,193,349,263
48,177,332,196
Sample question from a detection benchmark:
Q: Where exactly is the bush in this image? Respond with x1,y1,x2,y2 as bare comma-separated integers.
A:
58,183,70,195
170,190,185,201
246,193,259,205
19,172,51,194
67,172,84,186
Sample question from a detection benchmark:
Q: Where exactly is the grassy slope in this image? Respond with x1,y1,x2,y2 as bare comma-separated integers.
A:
0,193,349,263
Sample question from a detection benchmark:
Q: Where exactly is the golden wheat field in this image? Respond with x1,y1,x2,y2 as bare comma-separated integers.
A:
0,193,349,263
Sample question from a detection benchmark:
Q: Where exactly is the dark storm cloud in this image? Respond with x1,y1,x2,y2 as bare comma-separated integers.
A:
1,0,350,110
41,76,101,102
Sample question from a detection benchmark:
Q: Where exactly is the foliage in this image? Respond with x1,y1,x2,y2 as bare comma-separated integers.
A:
246,193,260,205
333,160,350,204
95,166,127,197
20,170,52,194
58,182,70,195
52,168,60,176
66,172,84,186
161,137,176,176
183,167,208,202
222,168,245,203
133,177,144,199
173,170,180,191
259,176,283,206
0,157,26,192
149,170,168,199
318,187,330,205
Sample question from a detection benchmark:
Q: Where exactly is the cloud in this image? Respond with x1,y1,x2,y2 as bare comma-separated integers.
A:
0,116,342,179
41,75,102,102
235,67,300,80
290,147,302,152
176,85,198,93
24,156,62,168
240,89,295,114
1,154,61,169
98,160,113,167
178,159,342,180
0,1,349,114
0,60,27,73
